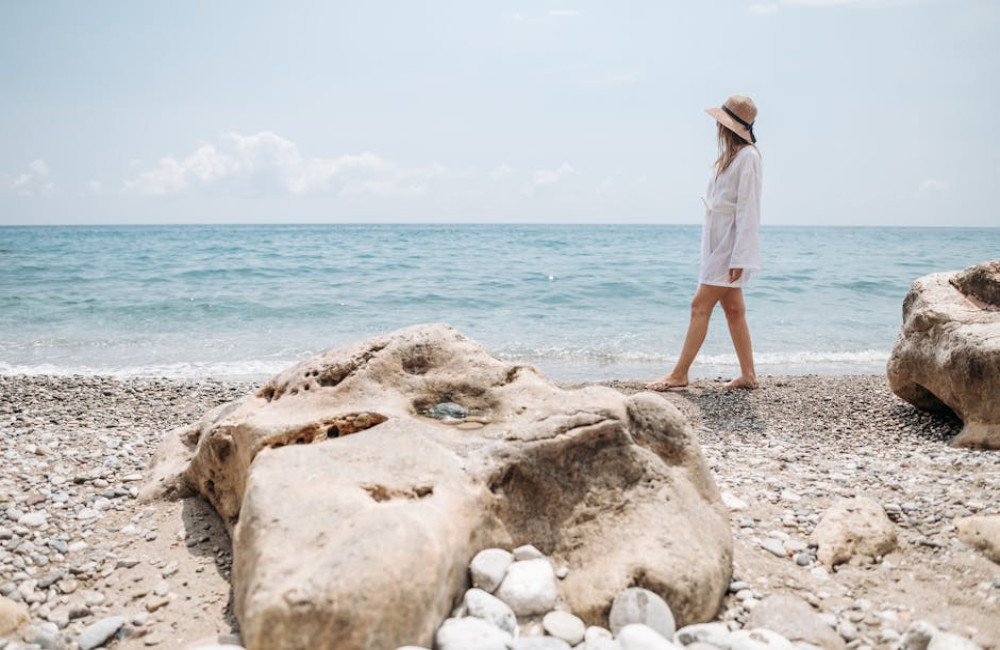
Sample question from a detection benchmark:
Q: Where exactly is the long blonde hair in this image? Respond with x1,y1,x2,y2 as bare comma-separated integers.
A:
714,122,751,176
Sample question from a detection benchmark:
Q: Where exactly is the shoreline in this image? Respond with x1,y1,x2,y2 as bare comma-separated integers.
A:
0,373,997,648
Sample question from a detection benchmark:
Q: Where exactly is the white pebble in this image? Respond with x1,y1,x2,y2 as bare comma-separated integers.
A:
608,588,676,639
617,623,677,650
513,544,545,561
435,616,513,650
494,559,558,617
470,548,514,594
543,610,586,646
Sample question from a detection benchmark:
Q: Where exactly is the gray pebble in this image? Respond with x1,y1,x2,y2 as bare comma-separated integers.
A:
609,588,676,639
77,615,126,650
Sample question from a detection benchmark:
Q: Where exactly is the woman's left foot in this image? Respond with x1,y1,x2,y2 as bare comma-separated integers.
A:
723,376,758,390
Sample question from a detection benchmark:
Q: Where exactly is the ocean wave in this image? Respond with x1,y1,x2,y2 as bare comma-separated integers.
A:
495,346,890,367
0,359,288,381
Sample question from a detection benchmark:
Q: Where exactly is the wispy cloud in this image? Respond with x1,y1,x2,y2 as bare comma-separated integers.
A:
123,132,447,198
917,177,949,197
509,9,582,23
781,0,920,6
757,0,922,11
524,162,574,195
5,159,55,197
489,164,513,180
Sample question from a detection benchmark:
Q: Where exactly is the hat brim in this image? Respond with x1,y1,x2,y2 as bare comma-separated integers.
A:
706,107,754,144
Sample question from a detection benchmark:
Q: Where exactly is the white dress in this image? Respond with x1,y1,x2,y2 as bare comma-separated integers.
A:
699,146,762,288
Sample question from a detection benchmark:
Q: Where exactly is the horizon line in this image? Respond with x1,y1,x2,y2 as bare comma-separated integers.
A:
0,221,997,229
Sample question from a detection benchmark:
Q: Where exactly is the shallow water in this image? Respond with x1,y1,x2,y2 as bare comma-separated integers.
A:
1,224,997,382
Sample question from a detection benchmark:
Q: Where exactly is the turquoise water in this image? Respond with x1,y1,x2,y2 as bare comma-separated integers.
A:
1,224,997,382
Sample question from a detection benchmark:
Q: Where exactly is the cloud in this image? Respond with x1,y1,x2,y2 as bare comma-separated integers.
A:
524,162,574,195
490,164,513,180
917,178,949,197
124,132,445,198
5,159,55,197
780,0,918,6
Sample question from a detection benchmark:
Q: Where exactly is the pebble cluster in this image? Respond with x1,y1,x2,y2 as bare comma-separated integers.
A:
0,376,254,650
400,544,985,650
1,373,998,649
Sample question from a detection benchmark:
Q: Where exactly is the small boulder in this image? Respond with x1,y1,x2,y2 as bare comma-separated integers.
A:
887,260,1000,449
955,515,1000,564
811,497,897,567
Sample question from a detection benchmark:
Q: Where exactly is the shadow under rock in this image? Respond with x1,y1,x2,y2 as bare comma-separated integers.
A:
181,495,240,636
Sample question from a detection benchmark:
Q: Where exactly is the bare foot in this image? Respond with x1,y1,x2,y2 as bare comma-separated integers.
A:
723,376,759,390
644,375,689,392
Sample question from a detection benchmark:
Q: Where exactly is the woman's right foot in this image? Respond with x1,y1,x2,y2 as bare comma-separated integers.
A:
644,375,688,392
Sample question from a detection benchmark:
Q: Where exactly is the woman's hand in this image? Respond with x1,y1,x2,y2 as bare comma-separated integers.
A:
728,268,743,284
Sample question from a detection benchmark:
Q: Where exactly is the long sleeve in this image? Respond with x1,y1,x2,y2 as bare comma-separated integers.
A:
729,150,762,271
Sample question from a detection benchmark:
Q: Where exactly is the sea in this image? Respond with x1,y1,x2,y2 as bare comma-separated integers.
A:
1,224,997,384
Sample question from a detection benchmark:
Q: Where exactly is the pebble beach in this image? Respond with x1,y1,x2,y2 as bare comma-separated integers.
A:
0,373,998,649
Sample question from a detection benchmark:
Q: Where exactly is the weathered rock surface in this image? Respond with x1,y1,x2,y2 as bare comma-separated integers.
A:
955,515,1000,564
144,324,732,650
811,497,898,567
0,595,30,636
745,594,846,650
887,260,1000,449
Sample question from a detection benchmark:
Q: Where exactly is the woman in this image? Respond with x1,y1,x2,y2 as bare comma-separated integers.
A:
647,95,762,391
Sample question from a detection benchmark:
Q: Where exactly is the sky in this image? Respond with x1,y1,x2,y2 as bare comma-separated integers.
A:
1,0,998,226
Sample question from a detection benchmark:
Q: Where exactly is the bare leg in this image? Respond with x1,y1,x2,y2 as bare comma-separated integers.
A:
719,288,758,389
646,284,731,390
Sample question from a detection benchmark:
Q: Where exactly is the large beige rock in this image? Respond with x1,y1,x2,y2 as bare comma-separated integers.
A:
887,260,1000,449
144,324,732,650
955,515,1000,564
811,497,898,567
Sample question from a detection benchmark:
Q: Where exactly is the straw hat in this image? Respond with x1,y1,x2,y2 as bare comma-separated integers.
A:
706,95,757,144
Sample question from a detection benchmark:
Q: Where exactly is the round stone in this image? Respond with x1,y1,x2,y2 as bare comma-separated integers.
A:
18,512,48,528
512,638,572,649
616,623,676,650
78,615,126,650
463,588,517,635
494,559,558,617
542,610,585,646
513,544,544,561
435,616,512,650
608,588,676,639
470,548,514,594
